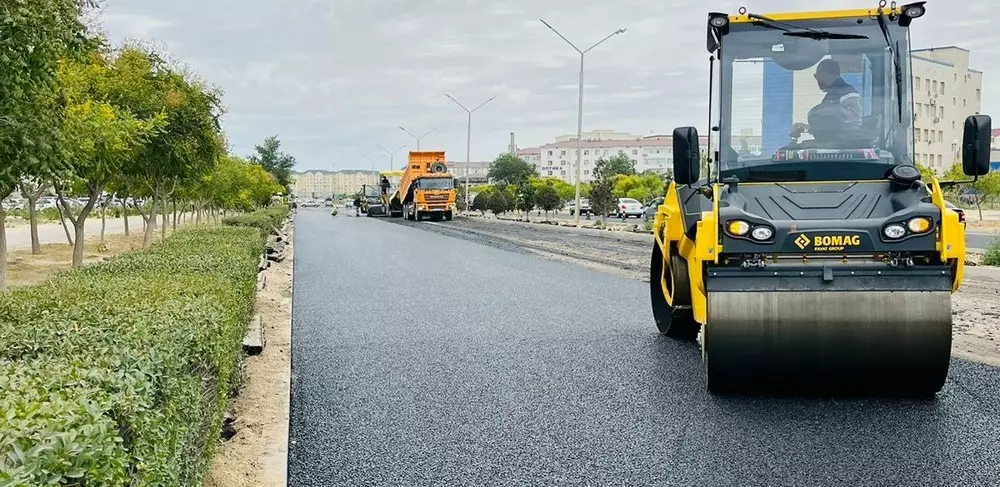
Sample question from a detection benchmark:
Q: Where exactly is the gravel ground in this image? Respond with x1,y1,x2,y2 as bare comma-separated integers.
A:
288,209,1000,486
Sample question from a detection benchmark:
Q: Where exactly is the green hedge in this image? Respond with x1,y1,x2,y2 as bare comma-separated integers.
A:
221,206,288,238
0,226,262,485
983,235,1000,266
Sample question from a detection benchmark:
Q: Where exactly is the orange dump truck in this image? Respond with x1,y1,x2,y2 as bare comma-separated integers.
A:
389,151,457,221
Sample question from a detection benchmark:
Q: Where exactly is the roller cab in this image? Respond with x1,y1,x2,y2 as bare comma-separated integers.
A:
650,3,994,395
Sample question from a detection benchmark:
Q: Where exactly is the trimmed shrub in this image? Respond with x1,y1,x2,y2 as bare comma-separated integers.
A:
0,226,262,485
983,235,1000,267
222,206,288,238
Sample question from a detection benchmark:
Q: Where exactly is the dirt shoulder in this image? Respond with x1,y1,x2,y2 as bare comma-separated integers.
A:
205,223,293,487
411,215,1000,368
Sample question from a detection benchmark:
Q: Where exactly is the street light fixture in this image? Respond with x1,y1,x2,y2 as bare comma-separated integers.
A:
540,19,626,227
361,154,386,185
398,126,436,150
444,93,496,210
377,143,407,171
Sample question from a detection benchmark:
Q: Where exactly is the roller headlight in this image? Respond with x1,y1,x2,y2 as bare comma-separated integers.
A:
883,224,906,239
750,226,773,241
726,220,750,236
907,217,931,234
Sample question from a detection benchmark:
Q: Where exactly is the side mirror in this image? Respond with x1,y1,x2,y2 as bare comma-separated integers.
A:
962,114,991,177
672,126,701,185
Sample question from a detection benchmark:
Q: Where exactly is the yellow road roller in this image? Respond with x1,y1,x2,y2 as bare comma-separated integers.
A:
650,2,993,395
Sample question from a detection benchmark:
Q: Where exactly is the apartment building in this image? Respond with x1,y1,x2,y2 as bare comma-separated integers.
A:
517,130,728,183
446,161,491,185
290,169,379,199
910,46,983,174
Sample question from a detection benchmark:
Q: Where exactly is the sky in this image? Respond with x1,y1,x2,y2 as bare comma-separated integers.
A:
96,1,997,172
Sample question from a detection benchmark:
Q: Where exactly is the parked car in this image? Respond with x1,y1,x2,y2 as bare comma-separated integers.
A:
643,197,664,220
567,198,592,216
300,200,321,208
614,198,644,219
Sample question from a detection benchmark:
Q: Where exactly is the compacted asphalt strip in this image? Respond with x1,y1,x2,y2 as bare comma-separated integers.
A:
287,209,1000,486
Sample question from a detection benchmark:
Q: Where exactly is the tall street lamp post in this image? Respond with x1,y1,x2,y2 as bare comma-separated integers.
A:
398,126,436,150
540,19,625,226
377,144,407,172
444,93,496,210
362,154,385,185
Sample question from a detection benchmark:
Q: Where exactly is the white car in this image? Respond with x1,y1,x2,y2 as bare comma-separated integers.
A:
614,198,643,219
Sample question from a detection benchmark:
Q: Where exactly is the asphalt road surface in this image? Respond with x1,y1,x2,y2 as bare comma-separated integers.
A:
288,210,1000,486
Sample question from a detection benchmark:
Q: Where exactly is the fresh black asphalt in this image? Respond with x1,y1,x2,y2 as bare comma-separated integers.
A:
288,209,1000,486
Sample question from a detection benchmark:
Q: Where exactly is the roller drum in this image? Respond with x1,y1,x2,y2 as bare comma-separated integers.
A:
704,290,952,395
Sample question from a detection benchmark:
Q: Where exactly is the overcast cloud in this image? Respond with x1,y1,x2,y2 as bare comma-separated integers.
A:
96,1,996,171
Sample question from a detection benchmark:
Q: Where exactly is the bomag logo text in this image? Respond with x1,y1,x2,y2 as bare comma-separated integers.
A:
797,234,862,251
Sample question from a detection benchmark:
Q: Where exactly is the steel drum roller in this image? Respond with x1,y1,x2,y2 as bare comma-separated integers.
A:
704,290,952,395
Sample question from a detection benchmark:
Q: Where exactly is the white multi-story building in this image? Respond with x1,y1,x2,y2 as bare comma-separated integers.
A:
517,130,729,183
446,161,491,185
910,46,983,174
291,169,379,199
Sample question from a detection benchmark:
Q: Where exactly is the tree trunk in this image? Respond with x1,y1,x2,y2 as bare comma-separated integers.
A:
976,196,984,221
172,200,178,230
57,200,74,246
196,207,202,224
123,204,130,236
0,204,7,292
27,197,40,255
160,196,168,240
72,219,87,267
100,204,107,244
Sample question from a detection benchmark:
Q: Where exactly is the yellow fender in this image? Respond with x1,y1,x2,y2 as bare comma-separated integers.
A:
653,182,722,325
928,176,965,292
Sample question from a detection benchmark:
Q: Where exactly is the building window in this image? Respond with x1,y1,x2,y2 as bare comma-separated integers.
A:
952,121,956,129
583,150,589,155
547,170,552,176
583,170,590,175
923,129,929,140
953,97,957,106
916,130,921,142
932,80,938,92
560,170,566,175
632,149,638,155
976,89,981,101
915,76,921,87
560,150,566,156
937,155,942,166
938,130,943,142
925,79,930,91
547,150,553,156
618,150,624,155
940,81,945,94
939,106,943,119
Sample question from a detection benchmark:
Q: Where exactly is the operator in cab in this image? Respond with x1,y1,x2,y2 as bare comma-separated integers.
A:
789,59,863,144
380,175,390,195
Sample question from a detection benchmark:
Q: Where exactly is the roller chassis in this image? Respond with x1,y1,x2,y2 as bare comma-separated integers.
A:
650,175,967,395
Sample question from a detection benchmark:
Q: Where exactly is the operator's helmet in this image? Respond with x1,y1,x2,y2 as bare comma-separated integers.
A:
806,102,850,144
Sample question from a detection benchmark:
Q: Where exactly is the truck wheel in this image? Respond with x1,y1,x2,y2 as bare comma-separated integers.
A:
415,209,422,221
445,211,453,221
650,242,699,340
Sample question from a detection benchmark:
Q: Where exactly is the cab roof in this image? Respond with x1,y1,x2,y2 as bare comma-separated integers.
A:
729,6,904,23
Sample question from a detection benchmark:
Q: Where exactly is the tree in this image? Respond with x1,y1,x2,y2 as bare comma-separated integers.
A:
248,135,296,192
488,189,509,216
589,178,616,224
593,154,636,180
471,190,491,215
943,163,1000,221
488,153,537,187
0,0,92,290
57,48,166,266
614,173,665,205
535,183,561,220
515,182,536,221
915,163,937,182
